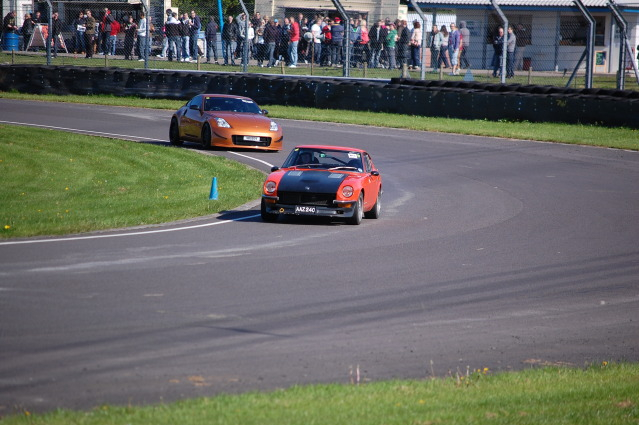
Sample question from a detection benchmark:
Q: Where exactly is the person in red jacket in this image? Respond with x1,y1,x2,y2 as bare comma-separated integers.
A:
288,15,300,67
109,18,120,55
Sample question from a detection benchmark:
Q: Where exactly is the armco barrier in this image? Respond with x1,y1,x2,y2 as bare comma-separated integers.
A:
0,65,637,129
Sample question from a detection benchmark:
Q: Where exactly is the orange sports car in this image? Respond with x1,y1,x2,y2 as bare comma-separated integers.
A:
169,94,283,151
261,145,383,225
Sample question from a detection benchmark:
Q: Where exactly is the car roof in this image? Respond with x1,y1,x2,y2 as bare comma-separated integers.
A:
294,145,367,153
200,94,254,100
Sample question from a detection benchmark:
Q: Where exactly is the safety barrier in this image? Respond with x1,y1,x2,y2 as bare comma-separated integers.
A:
1,65,637,128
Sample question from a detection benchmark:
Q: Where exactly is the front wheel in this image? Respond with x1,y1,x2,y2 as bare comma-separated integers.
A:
364,188,382,219
201,124,212,149
347,193,364,225
169,118,183,146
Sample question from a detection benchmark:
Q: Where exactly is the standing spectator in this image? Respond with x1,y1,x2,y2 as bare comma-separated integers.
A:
72,11,86,54
386,22,397,70
189,10,201,60
255,17,266,66
51,12,62,58
438,25,450,69
235,13,247,60
358,21,370,68
330,17,344,66
180,13,191,62
449,22,460,75
299,16,309,63
2,11,18,39
429,25,440,70
84,10,96,57
264,17,279,67
123,15,136,60
100,8,113,55
492,26,504,77
221,15,237,65
166,12,181,62
20,13,35,51
409,20,422,70
109,17,120,56
458,21,471,69
288,16,300,67
137,12,148,61
158,9,172,58
277,18,289,65
396,20,410,69
33,11,42,24
310,18,322,65
205,16,218,64
506,25,516,78
369,19,387,69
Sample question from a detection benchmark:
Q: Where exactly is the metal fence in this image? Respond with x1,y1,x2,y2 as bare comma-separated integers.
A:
1,0,638,90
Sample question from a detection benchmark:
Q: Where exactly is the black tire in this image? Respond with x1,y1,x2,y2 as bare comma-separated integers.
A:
201,124,211,149
260,199,278,222
347,193,364,225
169,117,183,146
364,188,381,219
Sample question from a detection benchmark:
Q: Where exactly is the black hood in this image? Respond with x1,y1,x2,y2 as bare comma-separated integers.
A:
278,170,347,193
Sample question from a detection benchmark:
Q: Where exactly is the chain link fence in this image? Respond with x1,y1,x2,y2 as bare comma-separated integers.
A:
1,0,637,89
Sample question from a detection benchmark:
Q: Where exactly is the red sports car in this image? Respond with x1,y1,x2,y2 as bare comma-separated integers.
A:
169,94,283,151
261,145,382,225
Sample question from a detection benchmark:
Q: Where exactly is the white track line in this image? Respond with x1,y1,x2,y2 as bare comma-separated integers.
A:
1,121,272,245
0,215,261,246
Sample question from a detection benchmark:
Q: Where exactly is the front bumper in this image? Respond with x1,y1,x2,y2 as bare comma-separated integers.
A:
262,196,356,218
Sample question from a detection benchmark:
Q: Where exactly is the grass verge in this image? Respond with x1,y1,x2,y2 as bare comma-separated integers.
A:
0,124,264,238
1,363,637,424
1,91,637,151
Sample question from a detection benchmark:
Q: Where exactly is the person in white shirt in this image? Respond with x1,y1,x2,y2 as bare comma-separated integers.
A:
137,12,148,61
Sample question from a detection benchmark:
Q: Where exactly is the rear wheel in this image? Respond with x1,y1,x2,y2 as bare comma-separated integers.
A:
347,193,364,225
261,199,278,222
169,118,183,146
201,124,212,149
364,188,382,219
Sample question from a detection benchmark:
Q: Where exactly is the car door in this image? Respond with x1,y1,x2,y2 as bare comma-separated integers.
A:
362,152,381,209
182,96,203,140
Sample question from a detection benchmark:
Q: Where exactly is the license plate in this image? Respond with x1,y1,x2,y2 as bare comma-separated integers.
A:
243,136,261,142
294,205,316,215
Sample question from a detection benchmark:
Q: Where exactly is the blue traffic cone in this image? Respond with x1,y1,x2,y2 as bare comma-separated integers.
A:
209,177,218,200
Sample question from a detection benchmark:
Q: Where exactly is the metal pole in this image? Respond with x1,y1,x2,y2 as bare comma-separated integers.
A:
408,0,427,80
45,0,52,65
238,0,250,72
607,0,627,89
573,0,595,88
330,0,350,77
491,0,507,84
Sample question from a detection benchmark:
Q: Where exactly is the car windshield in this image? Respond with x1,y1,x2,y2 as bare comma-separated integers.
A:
203,97,262,114
282,148,364,172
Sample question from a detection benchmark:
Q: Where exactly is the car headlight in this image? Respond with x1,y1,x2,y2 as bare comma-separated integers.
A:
270,121,279,131
342,185,354,198
265,181,277,194
214,117,231,128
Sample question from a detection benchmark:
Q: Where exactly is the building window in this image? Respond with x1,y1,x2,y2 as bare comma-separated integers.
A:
560,15,605,46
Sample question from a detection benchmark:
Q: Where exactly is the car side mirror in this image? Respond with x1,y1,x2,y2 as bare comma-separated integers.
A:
262,109,269,115
270,166,280,172
371,170,380,176
189,104,200,110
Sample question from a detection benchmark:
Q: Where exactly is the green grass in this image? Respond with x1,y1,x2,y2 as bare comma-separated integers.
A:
0,124,264,238
1,363,637,424
1,92,638,150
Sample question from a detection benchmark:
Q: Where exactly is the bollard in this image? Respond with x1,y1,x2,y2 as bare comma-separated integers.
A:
209,177,218,200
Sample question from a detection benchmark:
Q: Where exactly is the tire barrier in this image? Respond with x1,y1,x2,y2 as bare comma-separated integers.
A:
0,65,637,129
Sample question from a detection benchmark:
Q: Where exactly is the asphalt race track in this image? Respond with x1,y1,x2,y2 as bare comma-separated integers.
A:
1,99,638,413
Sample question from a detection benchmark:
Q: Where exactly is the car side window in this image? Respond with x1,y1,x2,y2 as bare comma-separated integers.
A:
364,154,373,173
190,96,203,110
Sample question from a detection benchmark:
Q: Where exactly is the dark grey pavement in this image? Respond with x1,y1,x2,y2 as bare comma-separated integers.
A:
1,99,638,413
